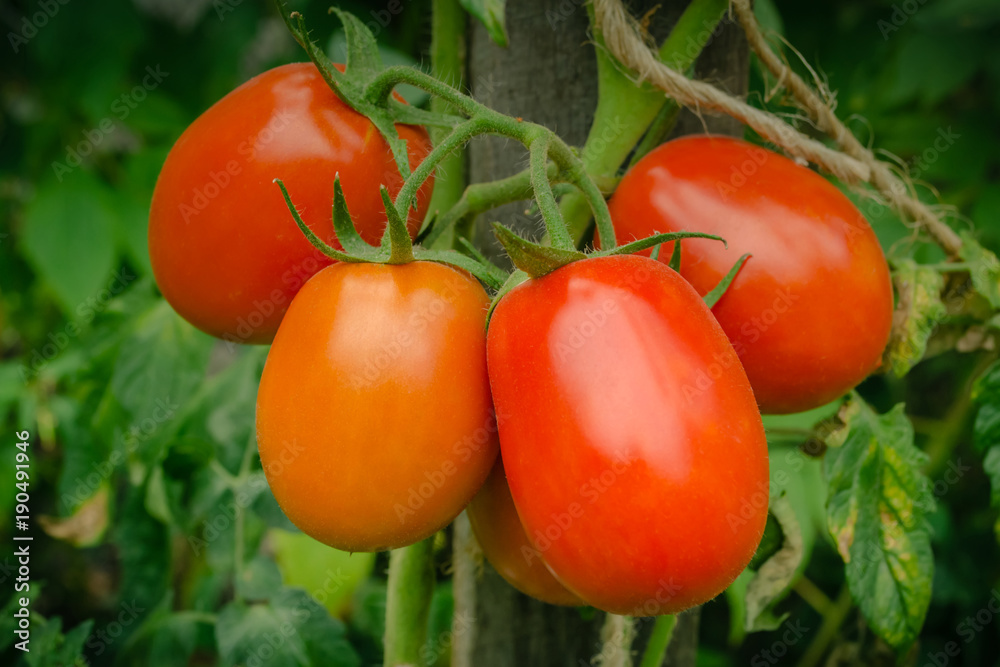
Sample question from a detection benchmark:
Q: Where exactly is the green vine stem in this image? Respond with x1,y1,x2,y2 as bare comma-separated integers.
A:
561,0,730,243
384,538,436,667
342,63,617,251
530,135,574,250
425,0,469,248
639,615,678,667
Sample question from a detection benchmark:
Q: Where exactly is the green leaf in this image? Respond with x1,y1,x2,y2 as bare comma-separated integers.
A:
885,260,946,377
704,254,751,309
20,172,117,317
492,223,585,278
237,556,285,602
959,231,1000,308
971,359,1000,541
985,448,1000,541
822,395,934,651
110,301,213,465
744,493,802,633
116,482,171,626
116,594,200,667
216,588,360,667
461,0,509,47
23,616,92,667
667,241,681,272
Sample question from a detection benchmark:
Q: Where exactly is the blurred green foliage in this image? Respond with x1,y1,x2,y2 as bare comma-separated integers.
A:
0,0,998,665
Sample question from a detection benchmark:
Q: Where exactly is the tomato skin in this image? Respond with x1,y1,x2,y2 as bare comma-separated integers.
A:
150,62,433,344
468,459,582,606
606,135,893,414
486,256,768,615
256,261,497,552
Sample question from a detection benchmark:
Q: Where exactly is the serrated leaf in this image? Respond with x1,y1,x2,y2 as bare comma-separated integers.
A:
110,301,213,465
116,594,199,667
23,616,92,667
959,231,1000,308
20,172,117,317
822,395,934,651
885,260,947,377
744,493,802,633
461,0,509,47
216,588,360,667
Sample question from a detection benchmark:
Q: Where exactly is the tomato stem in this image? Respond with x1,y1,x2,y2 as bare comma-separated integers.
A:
530,136,574,251
561,0,730,244
638,614,677,667
384,538,436,667
425,0,469,249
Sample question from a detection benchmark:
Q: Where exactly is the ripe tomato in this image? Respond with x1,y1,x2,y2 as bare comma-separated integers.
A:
606,135,893,414
150,62,433,344
487,256,768,615
256,261,497,552
468,459,582,606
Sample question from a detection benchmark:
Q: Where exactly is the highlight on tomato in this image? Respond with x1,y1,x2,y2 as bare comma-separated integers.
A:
256,261,498,552
149,62,433,345
486,255,769,615
606,135,894,414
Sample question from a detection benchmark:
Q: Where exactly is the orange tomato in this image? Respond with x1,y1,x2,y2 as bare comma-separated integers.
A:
256,261,497,551
468,459,582,606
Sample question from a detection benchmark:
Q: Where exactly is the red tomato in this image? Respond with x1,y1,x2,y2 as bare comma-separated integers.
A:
468,459,582,606
256,261,497,552
606,135,893,414
150,63,433,344
487,256,768,615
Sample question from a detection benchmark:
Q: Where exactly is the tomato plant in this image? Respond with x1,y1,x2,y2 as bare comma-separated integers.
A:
486,255,769,615
149,62,433,344
255,261,497,552
467,459,581,606
606,135,894,414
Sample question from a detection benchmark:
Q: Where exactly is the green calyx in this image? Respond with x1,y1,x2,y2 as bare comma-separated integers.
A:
276,176,506,289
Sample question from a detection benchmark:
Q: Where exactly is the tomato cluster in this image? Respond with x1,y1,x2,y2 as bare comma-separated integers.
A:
150,64,893,616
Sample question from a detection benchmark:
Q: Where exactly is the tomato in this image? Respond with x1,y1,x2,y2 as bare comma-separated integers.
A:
150,62,433,344
605,135,893,414
256,261,497,552
486,255,768,615
467,459,582,606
